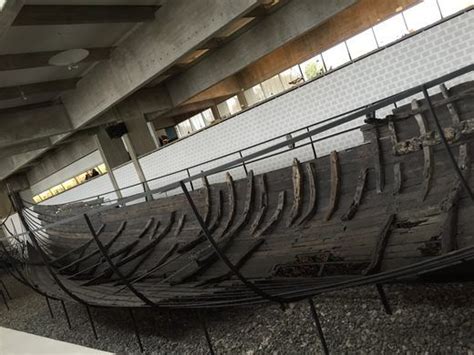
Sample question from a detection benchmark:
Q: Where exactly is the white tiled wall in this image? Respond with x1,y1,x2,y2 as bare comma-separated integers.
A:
42,11,474,205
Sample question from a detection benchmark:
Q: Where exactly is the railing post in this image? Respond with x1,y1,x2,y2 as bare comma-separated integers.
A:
238,151,249,176
307,298,329,355
186,169,195,191
306,127,318,160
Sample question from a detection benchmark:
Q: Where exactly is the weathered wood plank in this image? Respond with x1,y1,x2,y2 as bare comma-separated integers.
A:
287,158,303,227
341,167,368,221
299,162,317,225
325,151,340,221
393,162,402,195
250,174,268,236
412,99,433,201
363,214,395,275
255,191,285,238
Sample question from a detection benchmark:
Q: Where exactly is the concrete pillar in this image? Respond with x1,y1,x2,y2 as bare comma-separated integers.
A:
122,134,151,198
95,129,130,200
117,100,158,156
210,104,221,122
236,91,249,110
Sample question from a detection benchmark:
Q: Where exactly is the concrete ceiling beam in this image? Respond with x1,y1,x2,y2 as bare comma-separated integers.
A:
0,78,79,101
61,0,261,131
0,47,113,71
166,0,357,106
0,103,73,149
12,5,161,26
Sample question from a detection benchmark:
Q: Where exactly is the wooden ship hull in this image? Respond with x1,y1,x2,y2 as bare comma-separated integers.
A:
3,78,474,310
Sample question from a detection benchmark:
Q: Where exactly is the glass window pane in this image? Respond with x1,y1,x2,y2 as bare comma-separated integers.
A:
346,28,378,59
438,0,473,16
261,74,285,98
373,14,409,46
217,101,231,119
176,119,193,138
97,164,107,174
190,113,206,131
279,65,304,90
76,173,88,184
299,55,325,81
62,178,78,190
226,96,242,115
322,42,351,71
39,190,53,201
201,108,215,126
50,184,65,196
403,0,441,32
244,84,266,106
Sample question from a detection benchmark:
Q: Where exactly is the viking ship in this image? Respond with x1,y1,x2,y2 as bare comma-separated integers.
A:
1,67,473,317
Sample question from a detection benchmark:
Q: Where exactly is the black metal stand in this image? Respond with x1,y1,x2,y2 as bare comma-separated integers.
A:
128,308,144,352
0,289,9,310
45,296,54,319
85,305,98,340
61,300,72,329
308,298,329,355
0,279,12,300
198,310,215,355
375,284,392,315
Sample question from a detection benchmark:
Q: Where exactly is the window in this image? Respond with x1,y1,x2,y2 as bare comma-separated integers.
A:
373,14,408,46
346,28,378,59
322,42,351,71
279,65,304,90
50,184,65,196
39,190,53,201
299,55,325,81
244,84,266,106
261,75,285,98
97,164,107,174
437,0,473,16
62,178,78,190
217,96,242,119
403,0,441,32
176,119,193,138
189,113,206,131
201,108,215,126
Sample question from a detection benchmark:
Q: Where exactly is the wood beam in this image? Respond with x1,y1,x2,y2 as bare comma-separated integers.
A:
0,78,79,101
0,47,113,71
12,5,160,26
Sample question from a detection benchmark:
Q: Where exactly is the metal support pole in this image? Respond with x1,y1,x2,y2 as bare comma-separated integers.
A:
307,298,329,355
186,169,195,191
238,151,249,176
306,127,318,160
375,284,392,315
198,310,215,355
0,289,9,310
0,279,12,299
128,308,144,352
85,305,98,340
45,296,54,319
61,300,72,329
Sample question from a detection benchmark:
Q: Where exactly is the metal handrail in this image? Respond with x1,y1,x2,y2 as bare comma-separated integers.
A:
7,63,474,239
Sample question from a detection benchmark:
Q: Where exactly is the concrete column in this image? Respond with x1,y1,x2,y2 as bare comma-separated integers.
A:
210,104,221,121
95,129,130,200
236,91,249,110
147,121,162,148
117,100,158,156
122,134,151,198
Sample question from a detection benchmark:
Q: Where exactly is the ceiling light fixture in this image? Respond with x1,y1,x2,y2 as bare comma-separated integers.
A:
48,48,90,70
0,0,6,12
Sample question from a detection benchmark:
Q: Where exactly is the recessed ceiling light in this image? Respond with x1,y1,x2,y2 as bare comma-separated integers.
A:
49,48,90,70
